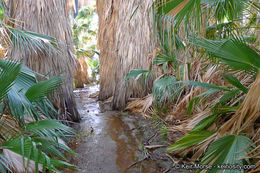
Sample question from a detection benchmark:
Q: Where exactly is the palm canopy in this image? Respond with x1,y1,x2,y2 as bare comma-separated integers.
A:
155,0,252,31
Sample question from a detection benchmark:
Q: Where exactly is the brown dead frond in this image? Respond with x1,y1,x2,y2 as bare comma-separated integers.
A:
89,92,100,98
169,110,212,133
104,96,113,103
0,114,20,143
219,72,260,136
125,94,153,115
74,57,91,88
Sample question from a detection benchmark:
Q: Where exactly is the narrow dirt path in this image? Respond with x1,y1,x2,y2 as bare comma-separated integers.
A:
69,85,160,173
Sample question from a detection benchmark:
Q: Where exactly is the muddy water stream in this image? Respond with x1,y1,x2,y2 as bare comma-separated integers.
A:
70,85,160,173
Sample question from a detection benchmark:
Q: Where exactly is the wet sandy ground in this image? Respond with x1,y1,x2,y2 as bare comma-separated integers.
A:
70,85,161,173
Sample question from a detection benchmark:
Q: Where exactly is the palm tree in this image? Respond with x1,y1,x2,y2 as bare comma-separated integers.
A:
125,0,259,171
7,0,80,122
97,0,155,109
0,60,76,172
157,0,260,170
0,1,78,171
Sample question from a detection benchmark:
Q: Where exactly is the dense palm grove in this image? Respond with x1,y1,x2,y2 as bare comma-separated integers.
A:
0,0,259,172
0,0,78,171
125,0,260,172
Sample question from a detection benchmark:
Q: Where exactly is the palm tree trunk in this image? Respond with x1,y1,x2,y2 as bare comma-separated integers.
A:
97,0,155,109
7,0,80,122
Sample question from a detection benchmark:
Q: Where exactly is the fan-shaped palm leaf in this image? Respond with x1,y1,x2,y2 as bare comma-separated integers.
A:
0,60,20,99
189,37,260,72
167,131,215,152
125,69,154,88
0,59,62,122
199,135,254,173
153,76,183,104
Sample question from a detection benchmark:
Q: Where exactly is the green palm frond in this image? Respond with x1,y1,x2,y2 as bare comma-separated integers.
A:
153,52,178,72
0,154,13,173
6,25,57,53
167,131,215,152
0,0,8,20
0,2,77,171
155,0,202,32
153,76,183,104
155,0,186,15
206,22,237,40
25,120,75,143
24,120,75,156
0,119,76,171
185,79,242,115
185,81,230,113
185,81,230,91
125,69,153,86
152,0,258,170
0,60,21,99
200,135,255,173
25,76,62,102
190,37,260,72
224,74,248,93
217,89,241,106
192,114,218,132
155,0,250,31
25,120,73,133
156,16,185,52
2,136,75,172
0,60,77,171
0,0,57,53
203,0,249,22
0,60,61,122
